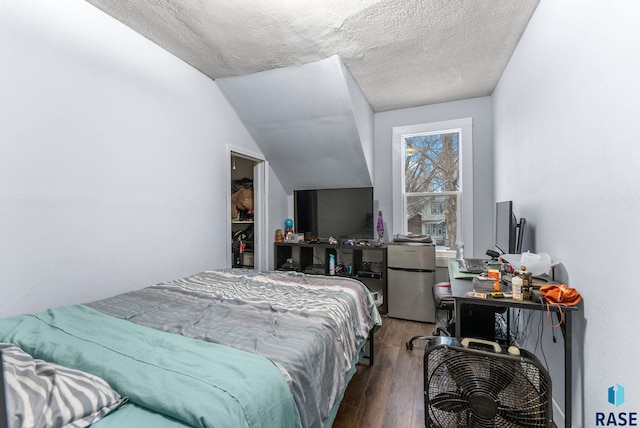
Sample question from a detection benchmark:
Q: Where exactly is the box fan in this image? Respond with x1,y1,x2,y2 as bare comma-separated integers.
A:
424,337,553,428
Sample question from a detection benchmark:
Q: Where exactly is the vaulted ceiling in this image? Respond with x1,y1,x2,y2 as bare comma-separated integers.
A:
84,0,540,191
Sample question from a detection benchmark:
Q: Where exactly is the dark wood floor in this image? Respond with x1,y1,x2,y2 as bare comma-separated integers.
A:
333,316,432,428
332,316,559,428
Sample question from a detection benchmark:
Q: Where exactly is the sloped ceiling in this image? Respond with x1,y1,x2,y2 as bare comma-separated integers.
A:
217,56,373,192
83,0,540,191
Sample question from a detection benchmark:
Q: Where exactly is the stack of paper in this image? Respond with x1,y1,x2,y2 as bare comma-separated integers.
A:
473,276,496,293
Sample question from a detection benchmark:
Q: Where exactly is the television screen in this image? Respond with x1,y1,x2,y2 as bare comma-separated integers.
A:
294,187,374,240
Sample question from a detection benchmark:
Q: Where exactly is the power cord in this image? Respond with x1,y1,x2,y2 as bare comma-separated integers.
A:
506,300,554,378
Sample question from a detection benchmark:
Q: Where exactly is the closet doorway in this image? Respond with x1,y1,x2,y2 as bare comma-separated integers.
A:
228,148,266,271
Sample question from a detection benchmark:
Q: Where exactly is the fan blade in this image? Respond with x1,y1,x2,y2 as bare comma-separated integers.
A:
468,412,498,428
498,404,548,426
430,391,468,413
443,356,476,390
489,360,517,395
455,359,518,397
443,353,517,396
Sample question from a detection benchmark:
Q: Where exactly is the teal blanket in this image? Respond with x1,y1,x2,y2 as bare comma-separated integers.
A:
0,305,302,428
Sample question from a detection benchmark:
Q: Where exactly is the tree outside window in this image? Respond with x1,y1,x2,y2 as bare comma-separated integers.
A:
403,132,460,249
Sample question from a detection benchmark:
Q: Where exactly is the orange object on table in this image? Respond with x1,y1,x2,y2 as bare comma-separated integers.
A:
487,269,501,291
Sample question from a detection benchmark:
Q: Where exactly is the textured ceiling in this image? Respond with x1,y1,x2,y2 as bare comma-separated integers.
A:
84,0,539,112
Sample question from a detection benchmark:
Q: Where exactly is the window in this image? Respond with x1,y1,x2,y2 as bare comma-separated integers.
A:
404,131,459,248
392,118,473,254
430,202,444,215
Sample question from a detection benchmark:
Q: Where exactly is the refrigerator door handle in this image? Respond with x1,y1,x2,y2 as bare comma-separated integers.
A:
387,266,435,273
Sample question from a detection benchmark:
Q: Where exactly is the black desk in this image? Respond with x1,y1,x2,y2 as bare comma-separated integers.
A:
448,260,577,428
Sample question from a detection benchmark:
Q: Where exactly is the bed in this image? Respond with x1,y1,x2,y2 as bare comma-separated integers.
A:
0,269,381,428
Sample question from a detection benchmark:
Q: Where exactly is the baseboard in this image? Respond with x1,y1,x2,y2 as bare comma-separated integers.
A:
552,396,565,428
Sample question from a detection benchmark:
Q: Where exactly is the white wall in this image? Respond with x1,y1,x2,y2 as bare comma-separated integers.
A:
0,0,267,317
374,97,494,257
493,0,640,425
342,61,375,184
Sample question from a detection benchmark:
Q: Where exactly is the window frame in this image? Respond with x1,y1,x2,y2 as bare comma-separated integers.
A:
392,117,474,256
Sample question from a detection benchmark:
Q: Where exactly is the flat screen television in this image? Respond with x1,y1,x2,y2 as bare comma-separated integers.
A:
495,200,526,254
294,187,374,240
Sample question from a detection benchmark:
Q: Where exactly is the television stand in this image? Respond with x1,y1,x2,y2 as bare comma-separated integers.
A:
273,242,387,313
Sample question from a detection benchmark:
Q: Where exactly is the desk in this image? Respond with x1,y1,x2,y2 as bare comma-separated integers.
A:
448,259,577,428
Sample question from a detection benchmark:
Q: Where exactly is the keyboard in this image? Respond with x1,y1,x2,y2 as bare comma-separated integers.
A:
458,258,488,273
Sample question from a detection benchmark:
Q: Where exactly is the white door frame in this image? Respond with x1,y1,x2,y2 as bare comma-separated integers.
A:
227,145,268,271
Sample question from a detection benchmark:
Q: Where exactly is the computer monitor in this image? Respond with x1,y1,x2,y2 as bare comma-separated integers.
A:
495,200,526,254
516,217,527,254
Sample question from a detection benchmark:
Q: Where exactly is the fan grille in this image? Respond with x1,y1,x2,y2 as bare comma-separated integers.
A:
426,344,551,428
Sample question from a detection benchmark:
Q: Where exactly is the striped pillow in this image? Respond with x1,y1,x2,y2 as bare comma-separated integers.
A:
1,343,127,428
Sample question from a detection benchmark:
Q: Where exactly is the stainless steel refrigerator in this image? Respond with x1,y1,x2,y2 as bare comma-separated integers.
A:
387,243,436,323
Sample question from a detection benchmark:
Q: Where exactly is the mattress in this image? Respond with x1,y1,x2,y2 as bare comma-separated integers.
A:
0,269,381,428
86,269,381,428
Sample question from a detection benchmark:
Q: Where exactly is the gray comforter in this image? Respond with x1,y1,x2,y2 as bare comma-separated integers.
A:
86,269,381,428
